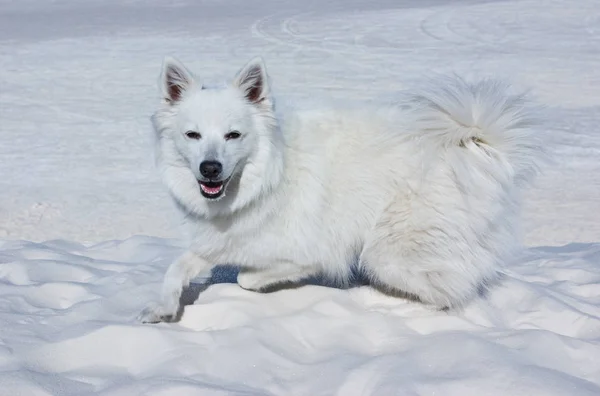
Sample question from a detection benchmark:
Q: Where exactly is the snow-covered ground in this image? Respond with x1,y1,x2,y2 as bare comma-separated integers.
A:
1,0,599,394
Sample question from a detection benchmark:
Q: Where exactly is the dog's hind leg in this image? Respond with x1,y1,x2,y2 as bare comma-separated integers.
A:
360,186,503,310
237,261,318,292
138,251,213,323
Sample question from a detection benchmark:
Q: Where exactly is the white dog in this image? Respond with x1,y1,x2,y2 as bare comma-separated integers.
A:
138,56,542,323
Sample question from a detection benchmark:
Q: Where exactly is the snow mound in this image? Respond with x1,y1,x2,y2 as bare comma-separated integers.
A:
0,236,599,395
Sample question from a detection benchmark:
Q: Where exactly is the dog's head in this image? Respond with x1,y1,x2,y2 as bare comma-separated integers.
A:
151,57,284,218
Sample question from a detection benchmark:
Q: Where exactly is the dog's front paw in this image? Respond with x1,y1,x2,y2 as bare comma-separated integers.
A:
137,302,179,324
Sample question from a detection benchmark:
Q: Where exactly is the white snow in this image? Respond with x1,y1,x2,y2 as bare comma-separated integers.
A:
1,0,599,394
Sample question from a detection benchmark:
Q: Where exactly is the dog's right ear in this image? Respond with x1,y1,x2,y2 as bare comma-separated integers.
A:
160,57,194,104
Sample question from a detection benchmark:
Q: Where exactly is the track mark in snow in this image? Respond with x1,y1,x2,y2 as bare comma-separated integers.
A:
418,6,507,49
251,12,401,81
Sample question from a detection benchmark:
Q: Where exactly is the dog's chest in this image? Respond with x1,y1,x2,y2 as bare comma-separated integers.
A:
189,212,335,267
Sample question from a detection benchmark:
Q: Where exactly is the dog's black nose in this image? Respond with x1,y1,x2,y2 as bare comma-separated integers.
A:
199,161,223,179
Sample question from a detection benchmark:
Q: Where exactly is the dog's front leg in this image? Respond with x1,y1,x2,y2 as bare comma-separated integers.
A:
138,250,212,323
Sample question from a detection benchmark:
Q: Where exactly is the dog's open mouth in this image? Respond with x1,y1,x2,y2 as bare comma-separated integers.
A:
198,179,228,199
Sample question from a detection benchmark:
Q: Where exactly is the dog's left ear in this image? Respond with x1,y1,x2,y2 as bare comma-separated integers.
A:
232,57,270,106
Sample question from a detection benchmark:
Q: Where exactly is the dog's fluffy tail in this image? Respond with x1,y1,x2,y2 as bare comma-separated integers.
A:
403,75,545,187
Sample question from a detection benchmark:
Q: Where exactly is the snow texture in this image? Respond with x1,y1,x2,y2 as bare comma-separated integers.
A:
1,0,599,394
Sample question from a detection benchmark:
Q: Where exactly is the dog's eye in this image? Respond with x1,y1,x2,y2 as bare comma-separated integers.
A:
185,131,201,140
225,131,241,140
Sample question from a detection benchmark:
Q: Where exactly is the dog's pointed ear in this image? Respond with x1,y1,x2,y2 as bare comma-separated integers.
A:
232,57,270,105
160,57,195,104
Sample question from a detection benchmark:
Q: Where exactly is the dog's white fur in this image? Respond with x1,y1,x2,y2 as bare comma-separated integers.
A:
138,56,542,323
